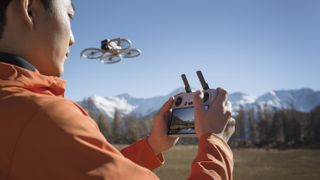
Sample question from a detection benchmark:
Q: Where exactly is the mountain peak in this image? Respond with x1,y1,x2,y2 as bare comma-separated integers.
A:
116,93,133,100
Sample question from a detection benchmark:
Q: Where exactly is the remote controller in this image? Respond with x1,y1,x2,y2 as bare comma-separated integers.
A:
167,71,218,137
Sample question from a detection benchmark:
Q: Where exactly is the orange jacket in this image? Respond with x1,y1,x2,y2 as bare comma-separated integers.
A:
0,60,233,180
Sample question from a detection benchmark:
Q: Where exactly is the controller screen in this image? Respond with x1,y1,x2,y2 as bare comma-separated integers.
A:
169,106,208,135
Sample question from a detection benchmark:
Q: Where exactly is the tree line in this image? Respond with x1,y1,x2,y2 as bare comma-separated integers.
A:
229,106,320,148
88,106,320,148
93,110,153,144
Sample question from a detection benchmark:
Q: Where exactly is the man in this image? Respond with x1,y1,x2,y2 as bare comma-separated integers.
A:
0,0,235,179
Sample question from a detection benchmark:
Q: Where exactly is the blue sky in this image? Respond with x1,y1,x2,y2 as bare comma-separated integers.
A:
63,0,320,101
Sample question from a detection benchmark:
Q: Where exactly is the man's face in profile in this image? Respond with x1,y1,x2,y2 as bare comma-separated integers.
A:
29,0,75,77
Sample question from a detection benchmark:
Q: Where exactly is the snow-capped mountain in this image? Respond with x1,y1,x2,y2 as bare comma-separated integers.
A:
79,88,320,120
80,93,169,120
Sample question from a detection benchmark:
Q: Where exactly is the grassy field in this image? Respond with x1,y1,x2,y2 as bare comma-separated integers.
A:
153,146,320,180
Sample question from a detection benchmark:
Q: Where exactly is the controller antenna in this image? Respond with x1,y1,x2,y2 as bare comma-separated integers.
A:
181,74,192,93
196,71,209,90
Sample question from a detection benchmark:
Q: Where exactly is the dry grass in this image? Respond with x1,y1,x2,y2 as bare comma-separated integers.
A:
153,146,320,180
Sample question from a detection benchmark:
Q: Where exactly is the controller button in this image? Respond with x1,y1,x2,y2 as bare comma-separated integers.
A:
175,97,183,106
188,102,193,105
203,92,209,102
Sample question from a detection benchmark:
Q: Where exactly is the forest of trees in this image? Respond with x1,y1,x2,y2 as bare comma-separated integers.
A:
93,110,153,144
229,106,320,148
89,106,320,148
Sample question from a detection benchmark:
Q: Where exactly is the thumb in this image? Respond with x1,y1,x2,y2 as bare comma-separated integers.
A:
159,96,174,115
194,91,205,116
194,91,205,138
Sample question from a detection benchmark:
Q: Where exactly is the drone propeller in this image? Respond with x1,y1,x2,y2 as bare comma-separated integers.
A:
117,39,131,50
80,48,104,59
100,54,121,64
122,49,141,59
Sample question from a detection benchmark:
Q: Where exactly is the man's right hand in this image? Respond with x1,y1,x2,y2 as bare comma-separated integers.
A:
193,88,236,142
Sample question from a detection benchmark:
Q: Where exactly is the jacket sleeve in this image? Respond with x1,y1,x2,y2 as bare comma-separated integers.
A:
8,99,159,180
121,137,165,170
188,133,234,180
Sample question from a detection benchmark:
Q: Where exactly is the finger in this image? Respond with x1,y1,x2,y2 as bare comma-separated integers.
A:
224,101,232,114
224,118,236,141
213,88,228,106
224,110,232,120
194,91,206,138
228,118,236,127
159,96,174,115
194,91,205,116
226,100,232,107
225,118,236,134
223,101,233,123
225,118,236,131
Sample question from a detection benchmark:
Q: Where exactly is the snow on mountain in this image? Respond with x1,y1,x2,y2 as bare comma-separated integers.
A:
255,88,320,112
92,96,136,117
79,88,320,120
228,92,257,112
116,93,168,117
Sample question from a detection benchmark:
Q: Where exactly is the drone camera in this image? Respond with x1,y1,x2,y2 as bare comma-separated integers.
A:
101,39,110,51
181,74,192,93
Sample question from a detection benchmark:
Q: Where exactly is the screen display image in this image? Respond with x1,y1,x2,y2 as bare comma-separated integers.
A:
169,106,209,135
168,107,196,135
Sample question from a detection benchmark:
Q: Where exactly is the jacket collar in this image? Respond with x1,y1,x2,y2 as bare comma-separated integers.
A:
0,52,36,72
0,53,66,97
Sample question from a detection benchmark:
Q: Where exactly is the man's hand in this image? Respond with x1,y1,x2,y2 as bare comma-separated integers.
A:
147,97,179,155
194,88,236,142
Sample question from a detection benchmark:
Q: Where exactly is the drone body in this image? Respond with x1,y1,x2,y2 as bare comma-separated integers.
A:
80,38,141,64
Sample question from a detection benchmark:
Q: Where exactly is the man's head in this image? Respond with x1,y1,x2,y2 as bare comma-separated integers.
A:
0,0,75,77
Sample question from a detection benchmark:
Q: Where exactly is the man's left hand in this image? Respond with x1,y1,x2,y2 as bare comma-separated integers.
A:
147,97,178,155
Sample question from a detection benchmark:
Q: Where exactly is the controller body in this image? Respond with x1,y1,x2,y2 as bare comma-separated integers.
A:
168,88,218,137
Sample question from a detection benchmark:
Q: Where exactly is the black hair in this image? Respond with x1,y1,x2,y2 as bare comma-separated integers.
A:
0,0,53,39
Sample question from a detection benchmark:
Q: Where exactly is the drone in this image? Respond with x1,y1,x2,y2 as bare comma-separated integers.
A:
80,38,141,64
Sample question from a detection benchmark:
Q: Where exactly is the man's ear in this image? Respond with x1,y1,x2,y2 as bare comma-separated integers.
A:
17,0,35,29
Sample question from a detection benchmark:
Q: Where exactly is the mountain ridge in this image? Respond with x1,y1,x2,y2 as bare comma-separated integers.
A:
79,88,320,120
